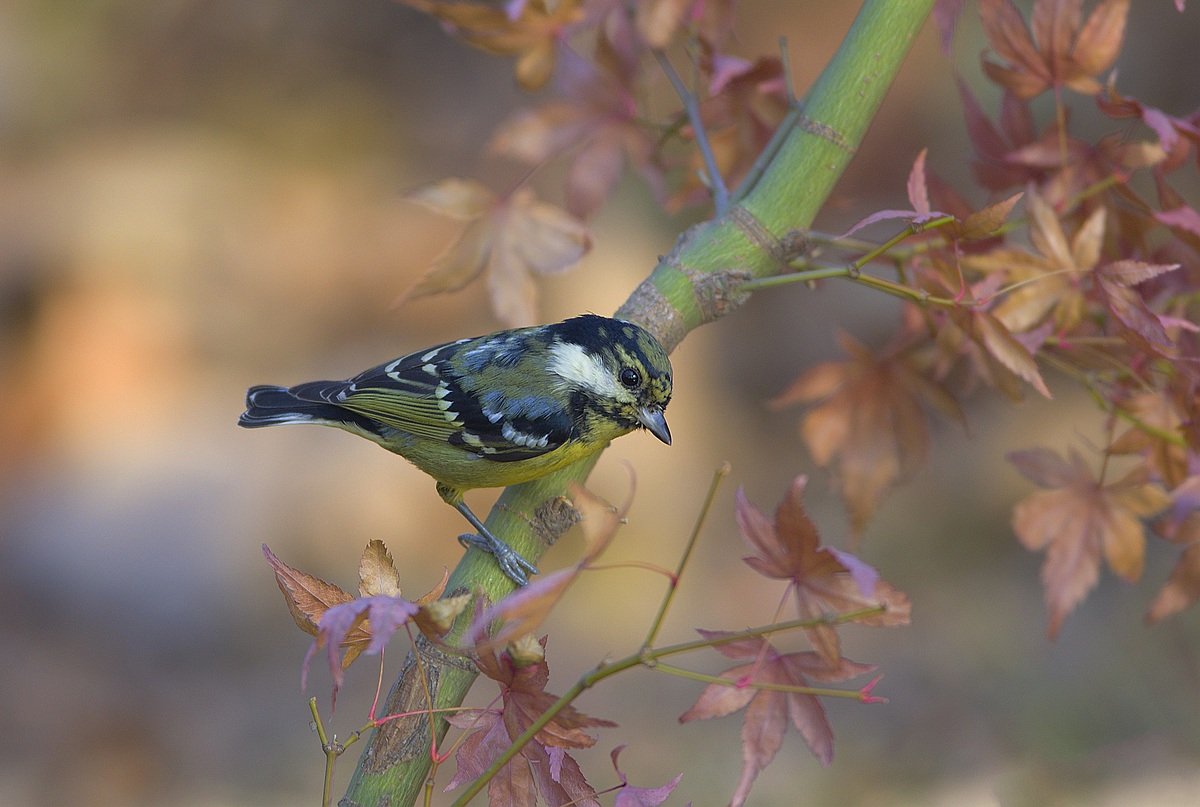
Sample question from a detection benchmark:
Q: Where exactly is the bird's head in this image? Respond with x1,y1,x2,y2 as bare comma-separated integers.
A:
545,315,673,445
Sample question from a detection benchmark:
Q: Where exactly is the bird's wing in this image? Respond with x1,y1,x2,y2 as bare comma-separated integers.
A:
297,340,575,462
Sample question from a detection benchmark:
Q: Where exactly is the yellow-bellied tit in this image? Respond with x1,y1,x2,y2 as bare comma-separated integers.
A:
239,314,673,585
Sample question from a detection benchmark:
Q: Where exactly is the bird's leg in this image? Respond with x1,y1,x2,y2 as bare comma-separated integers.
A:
453,500,539,586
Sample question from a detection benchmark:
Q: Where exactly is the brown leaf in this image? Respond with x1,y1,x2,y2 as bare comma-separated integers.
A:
958,191,1024,240
978,0,1130,99
1098,260,1180,287
413,592,471,637
735,476,911,662
263,544,355,638
679,633,876,805
980,0,1050,97
1146,544,1200,623
488,188,592,326
1098,278,1174,354
490,57,662,219
403,0,585,91
975,311,1052,398
772,333,963,533
635,0,692,49
1009,449,1169,637
1109,392,1188,488
406,176,496,219
1069,0,1130,79
400,182,590,327
358,540,402,598
452,640,615,804
906,148,932,219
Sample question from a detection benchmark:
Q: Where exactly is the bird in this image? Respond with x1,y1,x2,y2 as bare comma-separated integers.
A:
238,314,673,585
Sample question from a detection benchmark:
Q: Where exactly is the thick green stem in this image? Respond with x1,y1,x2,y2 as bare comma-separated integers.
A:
342,2,933,804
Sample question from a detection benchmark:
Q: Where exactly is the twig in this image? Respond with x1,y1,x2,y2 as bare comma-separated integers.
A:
642,462,731,650
654,49,731,214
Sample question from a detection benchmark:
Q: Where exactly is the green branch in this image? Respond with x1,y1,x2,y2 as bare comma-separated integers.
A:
343,2,934,804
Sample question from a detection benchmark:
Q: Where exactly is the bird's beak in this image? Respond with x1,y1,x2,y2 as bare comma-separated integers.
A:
637,406,672,445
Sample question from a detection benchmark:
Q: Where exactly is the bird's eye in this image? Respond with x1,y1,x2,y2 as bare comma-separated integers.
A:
619,367,640,388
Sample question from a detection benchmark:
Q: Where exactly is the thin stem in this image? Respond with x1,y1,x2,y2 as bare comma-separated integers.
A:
654,49,730,214
849,216,956,269
642,462,731,650
1041,350,1186,448
739,264,855,290
778,36,798,103
310,697,338,807
652,661,873,700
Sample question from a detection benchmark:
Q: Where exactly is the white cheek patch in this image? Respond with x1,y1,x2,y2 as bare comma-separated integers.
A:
547,342,627,400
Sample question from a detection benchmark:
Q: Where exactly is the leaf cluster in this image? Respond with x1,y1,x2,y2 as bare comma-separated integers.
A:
768,0,1200,635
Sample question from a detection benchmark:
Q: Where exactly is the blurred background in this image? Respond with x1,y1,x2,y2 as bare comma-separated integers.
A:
1,1,1198,805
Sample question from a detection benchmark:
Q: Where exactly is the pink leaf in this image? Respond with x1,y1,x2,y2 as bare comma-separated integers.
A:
907,148,932,219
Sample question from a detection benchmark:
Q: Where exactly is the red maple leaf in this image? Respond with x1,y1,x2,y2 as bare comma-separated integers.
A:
679,631,876,806
445,639,614,805
609,746,683,807
735,475,911,662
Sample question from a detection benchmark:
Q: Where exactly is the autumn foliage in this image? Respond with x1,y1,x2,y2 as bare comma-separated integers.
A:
257,1,1200,805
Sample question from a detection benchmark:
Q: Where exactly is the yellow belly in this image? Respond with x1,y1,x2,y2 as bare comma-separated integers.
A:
390,432,615,493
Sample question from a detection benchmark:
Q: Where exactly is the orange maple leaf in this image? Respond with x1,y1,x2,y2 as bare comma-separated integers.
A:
490,54,663,218
772,332,964,534
979,0,1130,99
1147,544,1200,623
1146,476,1200,623
400,179,591,327
1008,448,1169,638
401,0,584,90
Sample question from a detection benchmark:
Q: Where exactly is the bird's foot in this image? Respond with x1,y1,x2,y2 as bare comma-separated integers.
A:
458,532,539,586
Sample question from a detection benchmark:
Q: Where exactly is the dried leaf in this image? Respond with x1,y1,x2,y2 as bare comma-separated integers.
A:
1099,278,1174,354
772,334,963,533
978,0,1130,98
406,177,496,218
262,544,356,638
1070,0,1130,78
1098,259,1180,287
610,746,683,807
679,633,876,805
447,641,611,805
403,0,585,90
635,0,692,49
976,311,1052,398
1009,449,1169,637
958,191,1023,240
735,476,911,662
1146,544,1200,623
358,540,402,597
414,592,472,637
908,148,935,221
400,183,591,327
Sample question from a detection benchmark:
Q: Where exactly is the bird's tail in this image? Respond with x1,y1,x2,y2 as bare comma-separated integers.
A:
237,384,357,428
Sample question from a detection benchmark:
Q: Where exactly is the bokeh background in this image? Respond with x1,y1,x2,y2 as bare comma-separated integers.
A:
2,2,1199,805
